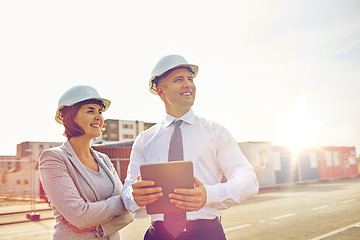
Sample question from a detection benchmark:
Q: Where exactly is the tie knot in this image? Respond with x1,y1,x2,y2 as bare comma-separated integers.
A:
173,120,183,128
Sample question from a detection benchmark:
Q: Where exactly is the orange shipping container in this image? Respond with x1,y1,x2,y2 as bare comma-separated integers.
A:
318,146,358,179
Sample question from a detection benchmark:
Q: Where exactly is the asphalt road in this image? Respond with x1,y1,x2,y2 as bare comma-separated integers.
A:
0,177,359,240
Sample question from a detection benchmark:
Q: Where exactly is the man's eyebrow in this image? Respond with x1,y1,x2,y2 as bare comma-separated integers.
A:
173,75,185,79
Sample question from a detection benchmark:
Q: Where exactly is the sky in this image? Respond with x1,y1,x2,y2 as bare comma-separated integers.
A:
0,0,360,156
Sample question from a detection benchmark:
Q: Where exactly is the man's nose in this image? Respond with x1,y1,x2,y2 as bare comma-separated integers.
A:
183,78,193,87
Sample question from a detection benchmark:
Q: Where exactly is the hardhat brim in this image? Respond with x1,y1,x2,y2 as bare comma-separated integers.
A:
55,97,111,124
149,64,198,95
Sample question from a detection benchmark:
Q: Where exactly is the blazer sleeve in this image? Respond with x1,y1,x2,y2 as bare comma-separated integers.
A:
39,148,127,230
95,211,135,238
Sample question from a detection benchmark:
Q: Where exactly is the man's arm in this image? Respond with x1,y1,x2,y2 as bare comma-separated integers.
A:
122,133,163,212
205,125,259,209
170,125,259,211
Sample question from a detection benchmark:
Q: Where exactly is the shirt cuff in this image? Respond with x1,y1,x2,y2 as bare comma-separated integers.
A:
204,185,220,206
123,194,141,213
129,203,141,213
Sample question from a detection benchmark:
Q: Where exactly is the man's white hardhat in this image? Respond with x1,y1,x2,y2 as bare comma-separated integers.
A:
55,85,111,124
149,55,198,94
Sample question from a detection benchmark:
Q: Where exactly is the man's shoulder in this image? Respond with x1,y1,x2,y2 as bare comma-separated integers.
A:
194,115,234,140
132,122,164,150
196,115,224,130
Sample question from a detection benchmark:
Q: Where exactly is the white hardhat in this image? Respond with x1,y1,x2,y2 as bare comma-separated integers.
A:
149,55,198,94
55,85,111,124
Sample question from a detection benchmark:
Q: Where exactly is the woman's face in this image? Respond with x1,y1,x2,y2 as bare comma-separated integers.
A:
74,103,104,139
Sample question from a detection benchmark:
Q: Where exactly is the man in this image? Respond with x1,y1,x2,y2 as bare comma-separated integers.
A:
122,55,259,240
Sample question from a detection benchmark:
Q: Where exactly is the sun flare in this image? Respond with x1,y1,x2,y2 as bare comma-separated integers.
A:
278,111,317,158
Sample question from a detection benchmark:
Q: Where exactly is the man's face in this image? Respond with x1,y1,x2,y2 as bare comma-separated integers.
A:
157,68,196,116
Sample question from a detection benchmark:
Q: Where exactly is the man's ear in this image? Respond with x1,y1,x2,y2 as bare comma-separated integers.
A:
156,85,164,97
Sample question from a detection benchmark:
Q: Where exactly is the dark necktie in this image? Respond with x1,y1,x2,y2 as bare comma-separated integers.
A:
164,120,186,238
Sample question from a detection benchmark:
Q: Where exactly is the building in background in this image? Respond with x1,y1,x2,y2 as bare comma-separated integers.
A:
297,146,320,182
1,138,359,201
0,141,62,199
272,145,297,185
93,119,155,145
17,141,63,162
318,146,358,179
240,142,358,187
239,142,277,187
0,155,17,172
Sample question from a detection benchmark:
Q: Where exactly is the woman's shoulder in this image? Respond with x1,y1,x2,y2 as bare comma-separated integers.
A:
40,144,67,161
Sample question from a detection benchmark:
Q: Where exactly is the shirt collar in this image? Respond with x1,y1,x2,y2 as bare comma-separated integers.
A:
164,108,196,127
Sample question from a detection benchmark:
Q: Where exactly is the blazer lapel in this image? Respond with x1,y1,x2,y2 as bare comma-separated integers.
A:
62,141,101,201
91,149,118,196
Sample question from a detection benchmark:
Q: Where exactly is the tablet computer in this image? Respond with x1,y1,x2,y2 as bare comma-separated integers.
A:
140,161,194,215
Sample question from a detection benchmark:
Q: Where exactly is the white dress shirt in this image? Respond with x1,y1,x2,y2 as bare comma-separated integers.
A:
122,109,259,222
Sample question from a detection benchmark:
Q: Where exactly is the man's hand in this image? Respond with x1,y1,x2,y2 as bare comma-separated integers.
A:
132,175,163,206
168,177,207,211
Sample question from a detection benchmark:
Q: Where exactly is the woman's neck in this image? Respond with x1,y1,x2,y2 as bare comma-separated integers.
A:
69,136,98,172
69,137,92,159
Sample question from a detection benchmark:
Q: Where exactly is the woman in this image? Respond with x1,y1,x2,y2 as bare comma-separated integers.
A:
40,85,134,240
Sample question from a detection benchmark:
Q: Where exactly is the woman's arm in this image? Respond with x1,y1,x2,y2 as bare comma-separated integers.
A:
39,149,125,229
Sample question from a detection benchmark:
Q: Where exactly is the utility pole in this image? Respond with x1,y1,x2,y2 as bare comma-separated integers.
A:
297,153,303,183
26,157,40,221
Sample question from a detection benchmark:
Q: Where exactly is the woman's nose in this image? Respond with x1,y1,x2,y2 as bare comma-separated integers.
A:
95,113,103,120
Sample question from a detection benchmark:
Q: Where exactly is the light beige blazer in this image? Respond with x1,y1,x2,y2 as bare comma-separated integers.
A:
40,141,134,240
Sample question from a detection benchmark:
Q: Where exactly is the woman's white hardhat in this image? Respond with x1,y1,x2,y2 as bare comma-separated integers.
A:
55,85,111,124
149,55,198,94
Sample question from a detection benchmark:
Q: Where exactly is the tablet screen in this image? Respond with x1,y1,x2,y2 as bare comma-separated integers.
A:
140,161,194,214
